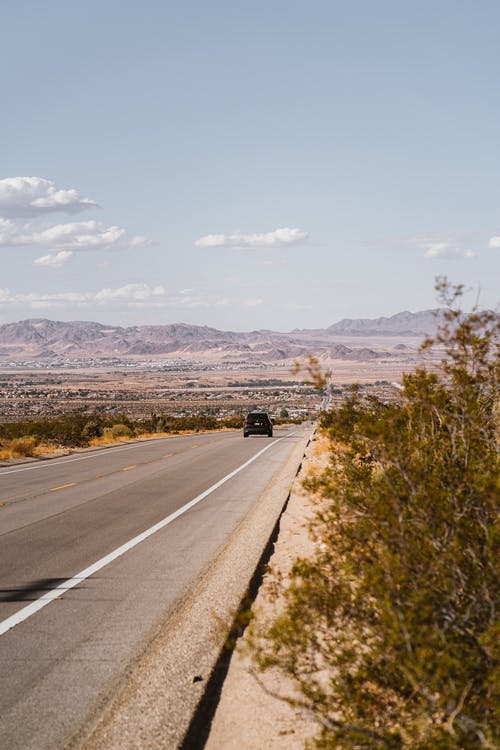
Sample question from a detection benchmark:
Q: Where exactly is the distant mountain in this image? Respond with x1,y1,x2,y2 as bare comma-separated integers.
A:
0,312,437,363
327,309,443,336
0,319,250,359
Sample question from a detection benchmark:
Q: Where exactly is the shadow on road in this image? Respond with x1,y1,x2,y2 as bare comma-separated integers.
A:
0,578,81,602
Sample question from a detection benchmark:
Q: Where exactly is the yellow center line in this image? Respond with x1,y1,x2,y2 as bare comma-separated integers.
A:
122,465,137,471
164,453,173,458
50,482,77,492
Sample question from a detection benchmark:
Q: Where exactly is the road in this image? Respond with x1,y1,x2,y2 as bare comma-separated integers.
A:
0,425,310,750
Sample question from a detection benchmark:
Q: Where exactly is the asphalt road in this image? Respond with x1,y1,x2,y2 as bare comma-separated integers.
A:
0,425,309,750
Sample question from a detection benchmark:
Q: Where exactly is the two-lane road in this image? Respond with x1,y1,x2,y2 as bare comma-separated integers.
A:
0,425,310,750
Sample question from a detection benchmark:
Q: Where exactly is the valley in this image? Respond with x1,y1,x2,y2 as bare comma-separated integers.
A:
0,310,440,422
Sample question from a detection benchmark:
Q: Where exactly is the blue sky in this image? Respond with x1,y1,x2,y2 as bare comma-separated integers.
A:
1,0,499,330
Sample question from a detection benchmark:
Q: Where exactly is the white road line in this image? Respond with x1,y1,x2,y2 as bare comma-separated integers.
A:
0,427,293,476
0,435,289,637
0,441,162,475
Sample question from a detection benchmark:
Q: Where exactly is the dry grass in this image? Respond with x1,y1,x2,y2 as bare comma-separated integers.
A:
87,433,135,447
0,437,63,460
87,426,238,448
301,433,331,478
0,426,238,461
86,428,171,447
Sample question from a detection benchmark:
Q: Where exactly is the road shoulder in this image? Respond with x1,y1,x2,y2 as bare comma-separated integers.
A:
68,428,312,750
204,433,328,749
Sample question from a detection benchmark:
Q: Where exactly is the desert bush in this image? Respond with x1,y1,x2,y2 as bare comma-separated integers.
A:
10,436,40,457
0,414,98,447
142,412,162,433
110,423,133,439
218,415,244,429
250,280,500,750
0,410,248,451
81,419,103,441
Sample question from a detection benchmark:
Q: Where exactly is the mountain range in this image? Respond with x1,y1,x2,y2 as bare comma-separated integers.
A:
0,310,442,363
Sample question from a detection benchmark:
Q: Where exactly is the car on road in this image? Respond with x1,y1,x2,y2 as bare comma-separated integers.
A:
243,411,273,438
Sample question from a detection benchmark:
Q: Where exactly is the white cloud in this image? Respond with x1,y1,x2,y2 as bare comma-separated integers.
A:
0,218,150,256
0,287,90,310
0,177,97,218
0,218,19,245
0,177,152,266
94,283,166,303
130,235,150,247
195,227,308,249
420,240,475,260
34,250,74,268
0,284,166,310
31,221,128,251
0,284,230,312
488,236,500,249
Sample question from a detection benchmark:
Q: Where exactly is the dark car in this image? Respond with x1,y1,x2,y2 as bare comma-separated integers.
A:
243,411,273,438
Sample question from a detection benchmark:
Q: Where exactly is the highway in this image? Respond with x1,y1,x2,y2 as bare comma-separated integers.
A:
0,425,310,750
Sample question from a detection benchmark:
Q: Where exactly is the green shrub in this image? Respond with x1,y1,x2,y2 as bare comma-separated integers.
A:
0,410,244,450
81,419,103,441
250,280,500,750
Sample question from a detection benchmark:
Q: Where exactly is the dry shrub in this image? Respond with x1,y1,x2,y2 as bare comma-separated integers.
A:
110,423,133,439
6,436,39,457
88,424,134,445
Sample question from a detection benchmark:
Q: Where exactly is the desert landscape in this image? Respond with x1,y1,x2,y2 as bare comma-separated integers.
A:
0,310,441,421
2,9,498,750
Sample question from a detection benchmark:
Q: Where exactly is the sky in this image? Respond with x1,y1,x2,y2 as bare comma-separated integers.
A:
1,0,499,331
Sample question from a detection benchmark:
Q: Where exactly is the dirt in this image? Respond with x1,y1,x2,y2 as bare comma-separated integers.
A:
204,433,330,749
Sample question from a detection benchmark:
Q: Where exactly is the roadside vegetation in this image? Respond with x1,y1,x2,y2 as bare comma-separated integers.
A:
0,413,243,459
0,411,301,459
249,280,499,749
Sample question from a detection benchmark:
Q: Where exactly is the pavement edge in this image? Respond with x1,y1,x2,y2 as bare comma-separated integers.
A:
69,427,314,750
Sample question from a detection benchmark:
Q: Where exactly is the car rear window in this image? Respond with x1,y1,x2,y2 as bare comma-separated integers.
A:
247,413,268,422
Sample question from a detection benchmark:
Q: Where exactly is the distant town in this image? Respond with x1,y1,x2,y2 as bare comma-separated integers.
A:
0,313,424,423
0,359,400,423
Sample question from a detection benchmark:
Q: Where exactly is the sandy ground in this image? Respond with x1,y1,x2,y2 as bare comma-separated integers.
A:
205,433,329,750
